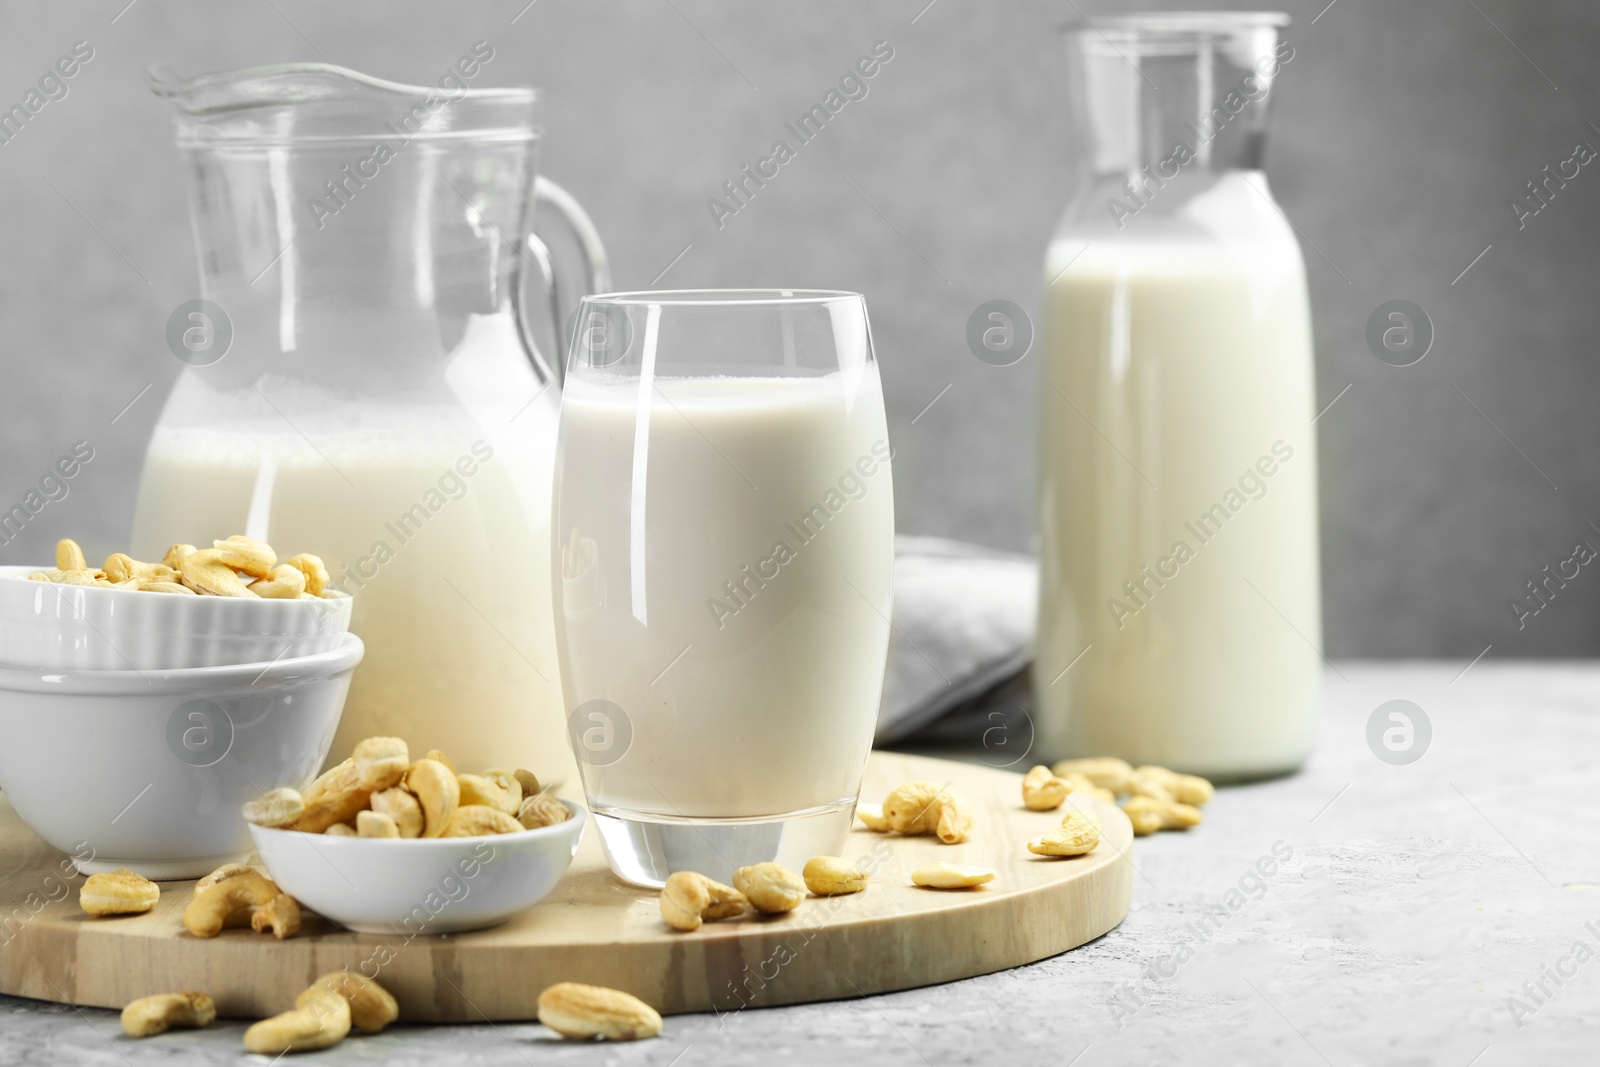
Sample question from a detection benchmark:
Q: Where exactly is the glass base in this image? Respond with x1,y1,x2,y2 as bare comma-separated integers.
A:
592,800,856,888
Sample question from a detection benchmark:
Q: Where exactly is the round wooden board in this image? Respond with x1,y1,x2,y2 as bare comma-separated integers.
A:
0,751,1132,1021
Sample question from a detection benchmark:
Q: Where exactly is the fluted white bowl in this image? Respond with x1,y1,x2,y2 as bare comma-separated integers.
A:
0,565,351,671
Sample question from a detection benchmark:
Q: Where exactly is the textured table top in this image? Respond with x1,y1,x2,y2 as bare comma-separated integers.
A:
1,662,1592,1064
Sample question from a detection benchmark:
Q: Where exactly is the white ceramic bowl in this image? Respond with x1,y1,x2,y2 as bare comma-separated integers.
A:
0,564,352,671
250,801,586,934
0,633,363,879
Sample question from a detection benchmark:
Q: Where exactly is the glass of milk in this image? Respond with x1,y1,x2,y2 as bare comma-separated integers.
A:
1035,13,1322,778
553,290,894,886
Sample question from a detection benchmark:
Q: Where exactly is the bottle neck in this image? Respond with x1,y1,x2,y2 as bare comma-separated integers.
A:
1066,22,1293,183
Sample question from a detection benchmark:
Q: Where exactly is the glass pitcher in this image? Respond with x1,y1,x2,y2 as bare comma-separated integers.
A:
1034,14,1321,778
133,62,610,786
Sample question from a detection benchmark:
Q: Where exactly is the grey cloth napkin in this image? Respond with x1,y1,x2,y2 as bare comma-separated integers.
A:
876,536,1037,745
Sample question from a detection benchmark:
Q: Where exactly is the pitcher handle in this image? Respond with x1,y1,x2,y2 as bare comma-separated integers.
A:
516,176,612,386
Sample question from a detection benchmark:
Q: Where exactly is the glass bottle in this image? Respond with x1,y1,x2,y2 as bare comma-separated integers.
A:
1034,13,1320,778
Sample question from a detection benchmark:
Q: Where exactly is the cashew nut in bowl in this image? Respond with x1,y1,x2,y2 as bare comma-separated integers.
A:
458,772,521,815
241,788,304,829
176,549,252,597
291,759,375,833
353,736,410,790
404,758,460,838
282,553,330,596
247,564,307,599
369,786,424,838
210,534,277,578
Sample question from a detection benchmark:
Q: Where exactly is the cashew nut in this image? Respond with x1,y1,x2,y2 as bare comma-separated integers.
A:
27,568,97,586
298,971,398,1034
353,736,410,790
80,868,160,917
142,580,196,594
517,792,573,829
458,772,520,815
104,553,176,585
241,787,304,828
356,810,400,838
241,971,397,1054
161,543,197,569
659,871,747,931
182,869,298,939
512,768,541,798
249,893,302,939
243,986,351,1054
55,538,86,571
194,863,265,896
291,758,374,833
369,787,424,838
282,553,330,596
210,534,277,578
442,804,523,837
177,549,252,597
121,991,215,1037
405,758,459,838
247,564,306,599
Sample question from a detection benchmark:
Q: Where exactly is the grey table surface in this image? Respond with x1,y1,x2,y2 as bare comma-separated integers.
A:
1,661,1594,1065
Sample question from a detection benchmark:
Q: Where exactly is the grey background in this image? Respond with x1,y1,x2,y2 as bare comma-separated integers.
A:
0,0,1594,659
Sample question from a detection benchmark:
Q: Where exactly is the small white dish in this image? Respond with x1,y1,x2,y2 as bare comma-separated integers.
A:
0,564,352,671
250,801,586,934
0,633,362,879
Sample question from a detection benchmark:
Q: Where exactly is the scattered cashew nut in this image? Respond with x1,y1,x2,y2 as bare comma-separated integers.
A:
1022,765,1073,811
182,869,297,939
803,856,869,896
80,868,160,917
538,982,662,1041
733,862,805,914
660,871,747,931
911,863,996,889
243,985,351,1054
121,991,215,1037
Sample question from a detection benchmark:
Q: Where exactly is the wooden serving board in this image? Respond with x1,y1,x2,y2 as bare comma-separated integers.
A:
0,752,1132,1020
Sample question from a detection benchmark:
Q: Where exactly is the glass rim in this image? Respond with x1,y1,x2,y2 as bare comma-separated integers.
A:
148,62,540,146
582,289,864,309
1060,10,1290,36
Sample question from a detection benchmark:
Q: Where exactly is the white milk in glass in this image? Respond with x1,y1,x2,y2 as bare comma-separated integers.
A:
130,350,574,787
1035,171,1321,777
553,372,893,819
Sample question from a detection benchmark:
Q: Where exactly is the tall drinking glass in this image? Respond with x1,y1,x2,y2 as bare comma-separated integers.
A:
552,290,893,886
